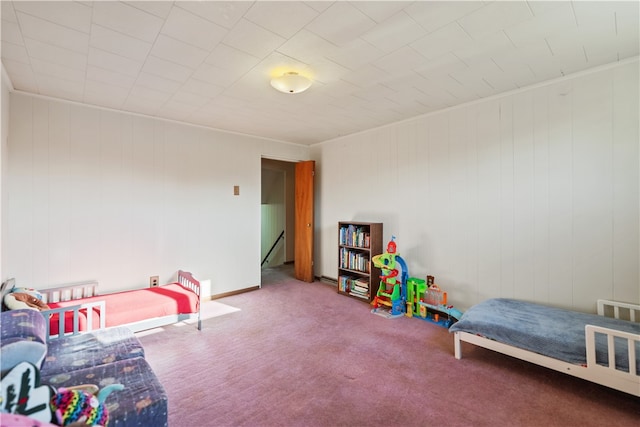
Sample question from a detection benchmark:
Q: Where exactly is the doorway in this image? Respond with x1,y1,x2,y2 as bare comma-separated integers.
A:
261,159,296,282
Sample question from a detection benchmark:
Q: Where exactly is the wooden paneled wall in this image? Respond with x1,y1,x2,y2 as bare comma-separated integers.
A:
313,60,639,312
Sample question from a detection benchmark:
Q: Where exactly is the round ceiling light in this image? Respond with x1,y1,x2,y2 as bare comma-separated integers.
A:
270,72,312,94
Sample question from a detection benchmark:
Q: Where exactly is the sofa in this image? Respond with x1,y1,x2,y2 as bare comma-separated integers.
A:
0,308,168,427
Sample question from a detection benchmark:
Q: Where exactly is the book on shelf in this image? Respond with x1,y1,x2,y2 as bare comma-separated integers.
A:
349,289,369,299
339,248,370,273
339,224,371,248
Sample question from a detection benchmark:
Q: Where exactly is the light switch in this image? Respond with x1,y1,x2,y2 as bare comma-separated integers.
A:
233,185,240,196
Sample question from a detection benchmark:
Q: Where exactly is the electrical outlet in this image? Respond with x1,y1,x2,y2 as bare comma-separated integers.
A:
150,276,159,287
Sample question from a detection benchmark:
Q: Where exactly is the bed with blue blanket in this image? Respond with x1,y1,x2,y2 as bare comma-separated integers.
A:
449,298,640,396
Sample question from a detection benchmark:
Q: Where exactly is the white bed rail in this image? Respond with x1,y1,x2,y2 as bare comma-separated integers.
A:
597,299,639,322
43,300,106,341
585,325,638,376
41,281,99,303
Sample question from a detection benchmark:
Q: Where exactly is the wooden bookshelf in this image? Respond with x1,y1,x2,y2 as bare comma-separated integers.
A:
337,221,383,302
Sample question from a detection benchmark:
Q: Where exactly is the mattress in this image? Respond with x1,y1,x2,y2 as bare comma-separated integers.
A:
47,283,199,335
41,357,168,427
449,298,640,373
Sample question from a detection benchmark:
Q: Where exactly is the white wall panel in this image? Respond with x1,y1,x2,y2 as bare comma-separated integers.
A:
547,81,574,308
498,98,515,299
612,63,640,304
6,93,308,295
532,90,550,304
571,71,614,310
512,91,536,302
314,59,639,312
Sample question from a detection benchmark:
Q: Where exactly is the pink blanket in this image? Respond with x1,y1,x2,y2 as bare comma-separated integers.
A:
47,283,199,335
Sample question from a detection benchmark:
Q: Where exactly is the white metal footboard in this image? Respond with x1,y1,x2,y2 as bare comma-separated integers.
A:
178,270,202,330
585,325,639,391
43,300,106,341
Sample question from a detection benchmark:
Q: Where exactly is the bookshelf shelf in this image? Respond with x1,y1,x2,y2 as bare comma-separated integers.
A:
337,221,383,302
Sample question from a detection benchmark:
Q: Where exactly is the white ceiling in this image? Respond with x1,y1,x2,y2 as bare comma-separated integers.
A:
2,1,638,145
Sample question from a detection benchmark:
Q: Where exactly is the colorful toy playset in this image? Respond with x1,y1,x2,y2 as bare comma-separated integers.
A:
371,236,463,327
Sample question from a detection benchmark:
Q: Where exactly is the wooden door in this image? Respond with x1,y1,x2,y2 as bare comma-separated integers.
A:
294,160,315,282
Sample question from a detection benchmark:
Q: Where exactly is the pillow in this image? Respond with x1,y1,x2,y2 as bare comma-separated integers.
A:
4,292,50,311
11,286,44,301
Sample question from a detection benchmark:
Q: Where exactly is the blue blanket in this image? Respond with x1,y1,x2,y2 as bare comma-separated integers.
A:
449,298,640,374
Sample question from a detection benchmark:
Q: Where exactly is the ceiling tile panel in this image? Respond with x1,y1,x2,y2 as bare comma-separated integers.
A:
315,79,361,98
24,38,87,71
457,1,533,39
341,64,389,89
452,30,514,64
361,11,427,53
406,0,485,33
305,59,350,85
351,83,397,102
83,80,129,108
128,84,172,104
350,1,412,23
123,1,174,19
410,21,473,61
192,62,239,88
306,2,377,46
1,41,29,64
90,25,153,61
504,2,577,47
244,1,318,39
141,55,194,82
157,101,198,122
122,96,161,116
93,1,164,43
86,66,136,90
180,78,226,99
572,1,616,34
325,37,384,71
161,6,228,51
88,48,143,76
526,0,568,18
277,29,339,65
223,18,286,59
150,35,209,69
30,58,85,83
176,1,251,30
135,72,183,94
16,12,89,53
13,0,92,33
169,90,211,109
2,19,25,45
35,74,84,102
415,52,468,79
2,59,37,92
205,44,261,73
374,46,428,74
1,1,18,22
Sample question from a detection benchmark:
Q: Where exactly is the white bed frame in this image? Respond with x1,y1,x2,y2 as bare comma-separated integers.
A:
40,270,202,340
453,299,640,397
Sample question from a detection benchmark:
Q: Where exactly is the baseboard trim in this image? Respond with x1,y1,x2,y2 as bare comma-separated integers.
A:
209,286,260,300
319,275,337,284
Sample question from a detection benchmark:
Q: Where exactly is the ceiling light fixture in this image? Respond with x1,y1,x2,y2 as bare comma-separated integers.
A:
270,72,312,94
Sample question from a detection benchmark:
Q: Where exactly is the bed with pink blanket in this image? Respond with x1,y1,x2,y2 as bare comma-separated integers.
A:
40,270,201,340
